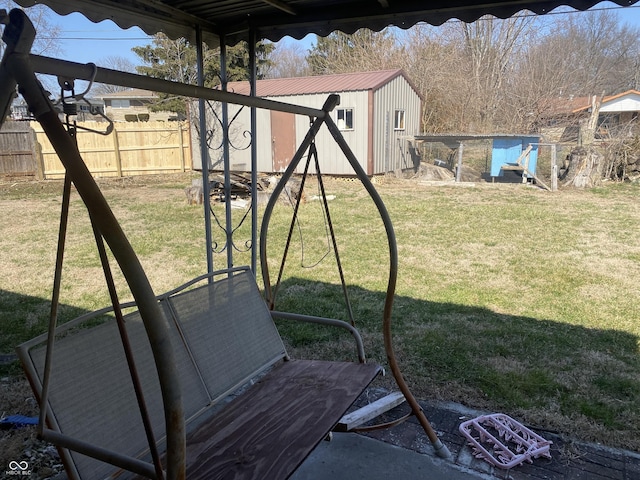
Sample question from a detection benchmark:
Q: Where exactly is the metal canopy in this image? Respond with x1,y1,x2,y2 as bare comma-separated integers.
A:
13,0,640,47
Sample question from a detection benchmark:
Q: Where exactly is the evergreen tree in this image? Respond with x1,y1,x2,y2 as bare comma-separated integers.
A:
133,34,273,115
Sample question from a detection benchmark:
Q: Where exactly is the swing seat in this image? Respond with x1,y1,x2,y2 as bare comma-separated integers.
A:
17,266,381,480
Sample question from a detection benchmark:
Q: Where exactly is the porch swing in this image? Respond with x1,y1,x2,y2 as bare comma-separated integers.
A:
4,9,448,480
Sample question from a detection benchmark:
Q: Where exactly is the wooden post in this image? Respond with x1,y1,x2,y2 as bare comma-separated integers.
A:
336,392,406,431
112,127,123,177
178,123,185,172
551,144,558,192
455,141,464,182
522,147,530,183
33,128,45,180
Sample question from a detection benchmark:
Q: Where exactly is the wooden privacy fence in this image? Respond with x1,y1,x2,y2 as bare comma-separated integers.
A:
30,121,192,179
0,121,41,178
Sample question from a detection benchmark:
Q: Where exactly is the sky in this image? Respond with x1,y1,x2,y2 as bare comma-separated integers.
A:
14,1,640,67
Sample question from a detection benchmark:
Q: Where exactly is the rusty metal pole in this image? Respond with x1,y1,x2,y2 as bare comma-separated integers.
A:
324,112,452,459
4,9,185,479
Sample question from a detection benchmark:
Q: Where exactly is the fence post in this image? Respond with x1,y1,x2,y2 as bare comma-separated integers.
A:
455,142,464,182
178,123,185,172
551,144,558,192
112,126,123,177
30,126,45,180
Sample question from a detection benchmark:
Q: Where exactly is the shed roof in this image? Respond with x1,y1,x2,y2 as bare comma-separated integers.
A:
226,69,421,98
13,1,639,48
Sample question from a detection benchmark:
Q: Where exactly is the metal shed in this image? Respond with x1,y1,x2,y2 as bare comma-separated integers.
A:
194,69,422,175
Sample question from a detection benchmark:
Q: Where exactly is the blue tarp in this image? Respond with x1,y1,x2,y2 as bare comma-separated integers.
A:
0,415,38,429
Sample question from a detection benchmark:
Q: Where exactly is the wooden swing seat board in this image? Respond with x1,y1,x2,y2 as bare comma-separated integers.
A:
185,359,380,480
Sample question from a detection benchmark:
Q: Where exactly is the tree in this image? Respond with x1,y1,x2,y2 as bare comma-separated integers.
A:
0,1,62,57
1,2,64,95
92,56,137,95
399,16,537,134
132,34,273,115
307,28,401,75
400,24,470,133
133,34,203,115
455,14,537,132
527,10,640,98
265,42,311,78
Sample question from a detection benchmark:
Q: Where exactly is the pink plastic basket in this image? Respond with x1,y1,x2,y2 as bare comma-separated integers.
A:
459,413,552,469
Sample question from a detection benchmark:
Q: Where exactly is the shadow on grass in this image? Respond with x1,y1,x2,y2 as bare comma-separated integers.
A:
2,278,639,448
271,277,640,445
0,290,89,376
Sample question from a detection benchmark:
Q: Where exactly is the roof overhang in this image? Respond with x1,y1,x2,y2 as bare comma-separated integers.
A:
12,0,640,48
572,89,640,113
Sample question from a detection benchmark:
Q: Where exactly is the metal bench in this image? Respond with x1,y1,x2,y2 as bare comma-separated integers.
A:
17,267,381,480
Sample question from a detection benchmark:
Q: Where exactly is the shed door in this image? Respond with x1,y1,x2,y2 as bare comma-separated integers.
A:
270,111,296,172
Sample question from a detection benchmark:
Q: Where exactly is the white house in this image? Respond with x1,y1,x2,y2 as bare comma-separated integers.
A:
542,90,640,141
575,90,640,135
194,69,422,175
100,89,177,122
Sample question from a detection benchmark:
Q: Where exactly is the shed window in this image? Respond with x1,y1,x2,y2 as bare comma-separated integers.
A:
111,99,131,109
337,108,354,130
394,109,405,130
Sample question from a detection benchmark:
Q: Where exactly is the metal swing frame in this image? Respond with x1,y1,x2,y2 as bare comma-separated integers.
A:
2,8,448,480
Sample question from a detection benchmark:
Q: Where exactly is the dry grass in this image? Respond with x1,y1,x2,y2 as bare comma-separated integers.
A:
1,173,640,460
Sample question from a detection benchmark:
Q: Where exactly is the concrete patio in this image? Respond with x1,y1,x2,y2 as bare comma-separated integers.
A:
295,392,640,480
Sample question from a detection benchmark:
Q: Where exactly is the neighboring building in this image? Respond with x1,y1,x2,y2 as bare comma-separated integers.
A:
11,95,105,121
540,90,640,142
10,97,30,120
100,88,175,122
573,90,640,136
75,97,106,121
194,69,422,175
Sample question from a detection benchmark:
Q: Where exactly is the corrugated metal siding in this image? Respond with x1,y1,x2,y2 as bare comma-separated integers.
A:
191,103,272,172
194,73,420,176
373,75,422,174
270,92,369,175
207,92,369,176
227,106,272,172
315,91,369,175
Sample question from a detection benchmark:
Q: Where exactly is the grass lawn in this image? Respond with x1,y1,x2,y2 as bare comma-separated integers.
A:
1,173,639,453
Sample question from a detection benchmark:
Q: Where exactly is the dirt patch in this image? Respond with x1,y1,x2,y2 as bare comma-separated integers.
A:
0,377,64,479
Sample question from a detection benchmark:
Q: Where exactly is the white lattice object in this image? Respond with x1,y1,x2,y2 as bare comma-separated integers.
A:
459,413,552,469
